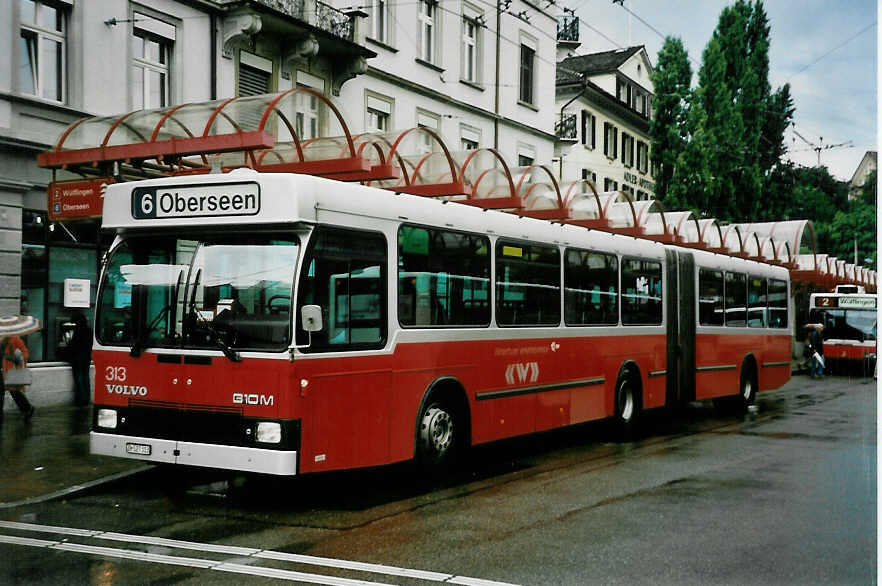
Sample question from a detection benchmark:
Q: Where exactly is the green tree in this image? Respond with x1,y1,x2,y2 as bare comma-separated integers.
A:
649,37,692,206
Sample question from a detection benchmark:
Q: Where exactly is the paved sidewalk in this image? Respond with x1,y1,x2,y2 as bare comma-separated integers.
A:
0,404,147,508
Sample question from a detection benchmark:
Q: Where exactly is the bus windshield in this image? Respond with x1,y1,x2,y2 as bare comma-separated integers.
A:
97,234,299,352
810,308,877,342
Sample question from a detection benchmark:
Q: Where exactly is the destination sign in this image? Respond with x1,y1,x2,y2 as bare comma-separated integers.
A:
837,296,876,309
132,182,260,219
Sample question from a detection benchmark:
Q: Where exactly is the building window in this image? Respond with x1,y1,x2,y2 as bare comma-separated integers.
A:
460,124,480,150
518,154,534,167
603,123,618,159
366,93,392,132
295,71,324,140
238,52,272,97
636,141,648,173
604,178,618,192
580,110,596,148
462,16,479,82
19,0,66,102
369,0,389,44
621,133,634,167
417,0,436,64
417,109,440,153
131,15,175,110
519,43,535,105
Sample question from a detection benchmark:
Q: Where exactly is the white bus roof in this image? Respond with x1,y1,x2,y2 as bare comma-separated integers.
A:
101,170,790,281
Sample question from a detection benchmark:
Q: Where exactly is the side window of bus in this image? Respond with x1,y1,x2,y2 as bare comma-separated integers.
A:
398,225,490,327
725,272,747,327
296,228,387,351
748,276,767,328
768,279,788,328
698,268,724,326
621,258,662,325
496,241,560,326
564,249,618,325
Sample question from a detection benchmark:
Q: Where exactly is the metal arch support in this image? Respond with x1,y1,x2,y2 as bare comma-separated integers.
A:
52,116,92,152
386,127,459,184
258,88,358,159
601,190,639,235
459,148,517,207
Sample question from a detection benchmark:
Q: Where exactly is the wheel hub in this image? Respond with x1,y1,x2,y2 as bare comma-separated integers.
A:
421,407,453,455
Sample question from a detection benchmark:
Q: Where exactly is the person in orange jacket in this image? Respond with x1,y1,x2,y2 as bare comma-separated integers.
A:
1,336,34,422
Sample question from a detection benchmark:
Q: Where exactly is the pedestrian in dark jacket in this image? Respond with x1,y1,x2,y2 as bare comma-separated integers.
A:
68,312,93,406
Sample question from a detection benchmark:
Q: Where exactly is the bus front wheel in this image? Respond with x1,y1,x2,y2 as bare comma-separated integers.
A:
417,401,459,477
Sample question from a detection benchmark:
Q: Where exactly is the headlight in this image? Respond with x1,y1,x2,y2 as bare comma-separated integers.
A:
255,422,281,444
97,409,118,429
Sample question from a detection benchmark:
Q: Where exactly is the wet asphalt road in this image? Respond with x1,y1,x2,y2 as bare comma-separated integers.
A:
0,374,876,585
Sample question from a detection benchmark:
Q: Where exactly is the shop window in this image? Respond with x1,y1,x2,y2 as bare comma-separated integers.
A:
19,0,66,102
22,212,110,362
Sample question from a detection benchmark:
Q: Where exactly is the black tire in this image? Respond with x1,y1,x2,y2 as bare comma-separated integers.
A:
416,400,459,479
614,371,640,440
737,362,757,411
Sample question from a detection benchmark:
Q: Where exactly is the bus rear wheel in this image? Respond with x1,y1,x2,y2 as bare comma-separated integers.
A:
614,372,640,440
417,401,459,478
738,363,757,410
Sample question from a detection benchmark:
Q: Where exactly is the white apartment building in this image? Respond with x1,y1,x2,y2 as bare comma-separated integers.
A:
555,46,656,200
338,0,558,166
1,0,560,400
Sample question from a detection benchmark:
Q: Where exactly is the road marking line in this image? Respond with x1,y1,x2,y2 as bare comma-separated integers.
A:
0,520,100,537
99,531,261,556
1,535,395,585
0,534,58,547
213,562,396,585
0,521,523,586
256,550,453,581
446,577,522,586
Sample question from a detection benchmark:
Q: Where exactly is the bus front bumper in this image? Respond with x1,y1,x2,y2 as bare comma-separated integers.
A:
90,431,298,475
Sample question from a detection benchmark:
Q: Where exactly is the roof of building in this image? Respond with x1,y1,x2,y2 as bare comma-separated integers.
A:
848,150,877,186
558,46,644,80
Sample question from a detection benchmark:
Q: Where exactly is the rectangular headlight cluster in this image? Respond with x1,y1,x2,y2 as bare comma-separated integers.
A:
97,409,118,429
255,421,281,444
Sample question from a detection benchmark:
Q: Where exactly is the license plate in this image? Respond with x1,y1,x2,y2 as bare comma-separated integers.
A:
126,443,152,456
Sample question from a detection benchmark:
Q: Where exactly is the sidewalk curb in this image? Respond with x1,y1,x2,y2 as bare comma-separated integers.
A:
0,465,152,510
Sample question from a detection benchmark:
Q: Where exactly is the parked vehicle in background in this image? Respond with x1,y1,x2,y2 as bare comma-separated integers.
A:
809,287,877,376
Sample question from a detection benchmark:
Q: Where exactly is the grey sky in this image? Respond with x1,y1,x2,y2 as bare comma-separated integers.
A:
570,0,877,181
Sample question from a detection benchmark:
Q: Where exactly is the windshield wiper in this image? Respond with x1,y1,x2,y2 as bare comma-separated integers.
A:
189,305,241,363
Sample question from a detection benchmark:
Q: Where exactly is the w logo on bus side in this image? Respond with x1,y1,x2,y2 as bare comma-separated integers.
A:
505,362,539,385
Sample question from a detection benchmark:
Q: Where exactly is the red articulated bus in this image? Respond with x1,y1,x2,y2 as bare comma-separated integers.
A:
809,289,877,375
90,170,792,477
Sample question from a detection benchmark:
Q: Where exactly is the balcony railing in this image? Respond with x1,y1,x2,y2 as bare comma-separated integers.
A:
255,0,354,42
557,14,579,43
556,113,578,141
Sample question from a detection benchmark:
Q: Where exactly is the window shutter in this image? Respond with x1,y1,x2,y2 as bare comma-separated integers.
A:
581,110,587,145
238,63,271,97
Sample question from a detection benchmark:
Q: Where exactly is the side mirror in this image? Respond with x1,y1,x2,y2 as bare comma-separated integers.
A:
301,305,323,332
